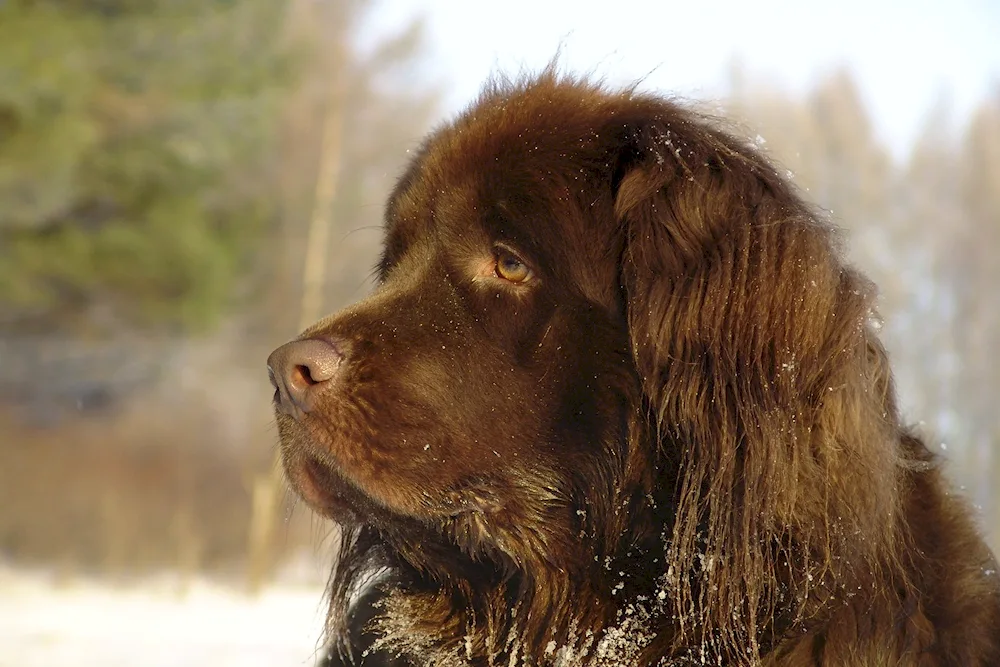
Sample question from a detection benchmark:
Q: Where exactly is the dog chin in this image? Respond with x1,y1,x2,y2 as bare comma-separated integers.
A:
284,451,366,525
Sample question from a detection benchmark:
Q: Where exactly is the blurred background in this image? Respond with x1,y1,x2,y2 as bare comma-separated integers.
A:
0,0,997,664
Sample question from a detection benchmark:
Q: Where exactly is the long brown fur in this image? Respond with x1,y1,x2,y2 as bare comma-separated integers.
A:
270,69,1000,666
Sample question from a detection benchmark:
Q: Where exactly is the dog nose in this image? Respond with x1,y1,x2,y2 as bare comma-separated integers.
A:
266,338,344,419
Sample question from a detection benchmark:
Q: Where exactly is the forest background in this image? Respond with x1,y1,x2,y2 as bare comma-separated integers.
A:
1,0,997,592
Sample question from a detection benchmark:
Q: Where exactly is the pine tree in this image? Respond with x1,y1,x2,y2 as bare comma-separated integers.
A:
0,0,292,334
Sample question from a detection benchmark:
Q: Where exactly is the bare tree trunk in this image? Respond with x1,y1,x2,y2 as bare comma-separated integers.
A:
246,3,345,592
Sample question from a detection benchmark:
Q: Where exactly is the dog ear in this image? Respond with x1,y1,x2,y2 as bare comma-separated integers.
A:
611,109,904,657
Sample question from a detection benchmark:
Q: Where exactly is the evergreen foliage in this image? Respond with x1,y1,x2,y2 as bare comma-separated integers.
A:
0,0,292,332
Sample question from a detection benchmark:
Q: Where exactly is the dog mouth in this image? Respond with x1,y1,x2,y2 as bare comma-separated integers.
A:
287,452,364,524
286,444,511,528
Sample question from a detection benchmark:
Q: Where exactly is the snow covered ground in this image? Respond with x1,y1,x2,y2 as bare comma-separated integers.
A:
0,566,330,667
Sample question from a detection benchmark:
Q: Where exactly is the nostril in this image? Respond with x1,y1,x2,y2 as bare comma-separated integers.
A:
267,365,281,406
295,341,343,383
290,364,320,388
266,338,346,418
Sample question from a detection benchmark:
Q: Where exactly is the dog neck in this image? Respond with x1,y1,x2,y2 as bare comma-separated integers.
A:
331,497,675,665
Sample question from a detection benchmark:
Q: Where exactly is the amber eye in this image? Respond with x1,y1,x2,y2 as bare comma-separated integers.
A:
495,250,532,283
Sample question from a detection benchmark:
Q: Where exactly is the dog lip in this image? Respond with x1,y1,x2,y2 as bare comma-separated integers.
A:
294,454,359,522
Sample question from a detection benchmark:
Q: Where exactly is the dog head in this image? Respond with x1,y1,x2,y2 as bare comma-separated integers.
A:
268,70,902,661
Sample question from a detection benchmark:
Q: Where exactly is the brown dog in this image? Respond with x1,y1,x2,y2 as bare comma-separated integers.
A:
267,70,1000,665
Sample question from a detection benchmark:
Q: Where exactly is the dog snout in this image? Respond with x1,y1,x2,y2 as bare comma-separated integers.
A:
267,338,345,419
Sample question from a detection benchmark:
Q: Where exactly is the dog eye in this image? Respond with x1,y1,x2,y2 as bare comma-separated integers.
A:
494,250,532,283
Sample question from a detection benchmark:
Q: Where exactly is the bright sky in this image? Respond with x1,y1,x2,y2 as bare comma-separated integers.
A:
364,0,1000,158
